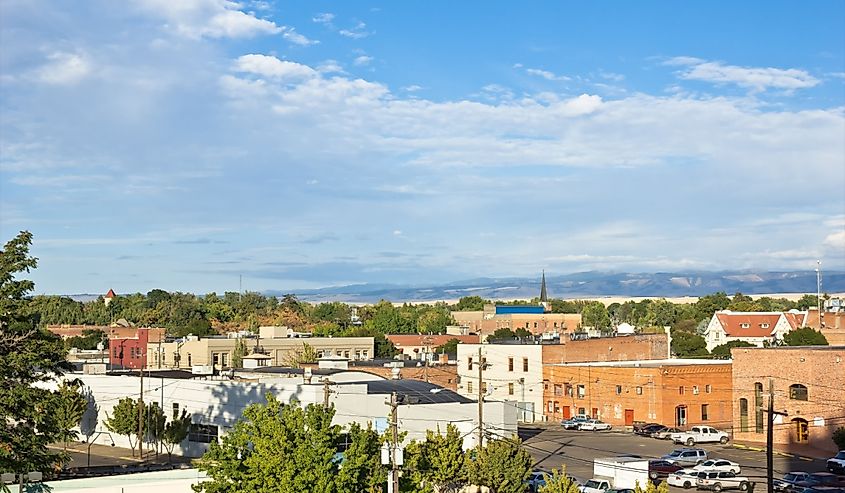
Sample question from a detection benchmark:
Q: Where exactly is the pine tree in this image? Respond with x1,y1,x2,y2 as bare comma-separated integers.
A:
540,467,581,493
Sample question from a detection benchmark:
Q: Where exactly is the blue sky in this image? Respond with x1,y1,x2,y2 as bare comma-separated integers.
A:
1,0,844,295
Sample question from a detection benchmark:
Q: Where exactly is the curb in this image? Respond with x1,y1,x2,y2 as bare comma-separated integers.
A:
731,444,818,462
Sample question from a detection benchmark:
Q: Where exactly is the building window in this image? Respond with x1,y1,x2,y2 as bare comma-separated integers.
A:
481,382,488,394
525,322,529,329
679,386,684,395
577,385,585,398
213,353,219,366
221,353,228,367
172,403,179,416
701,404,709,421
187,353,192,366
616,385,622,395
739,398,749,432
548,401,554,412
467,381,473,393
554,322,558,328
565,384,573,397
508,357,514,372
508,383,514,395
534,322,538,328
554,401,560,413
468,356,473,370
554,384,563,396
317,350,324,358
636,386,643,395
523,357,529,372
578,407,586,416
741,323,750,329
761,323,769,329
789,384,808,401
188,423,219,443
754,382,764,433
705,384,712,394
362,350,369,358
693,386,699,395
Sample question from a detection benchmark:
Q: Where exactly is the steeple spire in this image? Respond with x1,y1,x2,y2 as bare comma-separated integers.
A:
539,270,548,302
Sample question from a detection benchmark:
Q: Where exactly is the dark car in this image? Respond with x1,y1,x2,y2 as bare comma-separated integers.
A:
637,424,667,437
648,459,683,480
634,422,663,435
792,473,845,493
774,472,810,493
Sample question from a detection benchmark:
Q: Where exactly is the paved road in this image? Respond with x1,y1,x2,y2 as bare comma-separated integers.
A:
519,426,828,491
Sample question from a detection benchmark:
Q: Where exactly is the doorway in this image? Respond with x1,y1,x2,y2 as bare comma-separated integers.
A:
793,418,809,443
675,405,687,427
625,409,635,426
562,406,571,419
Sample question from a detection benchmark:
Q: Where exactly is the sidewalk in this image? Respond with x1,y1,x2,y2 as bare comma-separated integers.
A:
49,442,191,468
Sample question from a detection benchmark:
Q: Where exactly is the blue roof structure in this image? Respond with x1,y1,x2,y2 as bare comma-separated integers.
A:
495,305,544,315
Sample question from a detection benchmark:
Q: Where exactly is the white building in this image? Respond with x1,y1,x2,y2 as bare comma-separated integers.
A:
703,310,805,351
59,368,517,458
456,343,544,423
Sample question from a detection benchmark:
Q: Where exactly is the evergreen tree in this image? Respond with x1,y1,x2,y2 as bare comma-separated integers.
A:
54,379,87,450
783,327,828,346
540,467,581,493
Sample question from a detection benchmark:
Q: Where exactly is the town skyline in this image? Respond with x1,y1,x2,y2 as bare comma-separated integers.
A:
2,1,844,294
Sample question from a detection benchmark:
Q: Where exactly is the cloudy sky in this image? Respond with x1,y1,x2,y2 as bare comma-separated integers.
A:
1,1,844,295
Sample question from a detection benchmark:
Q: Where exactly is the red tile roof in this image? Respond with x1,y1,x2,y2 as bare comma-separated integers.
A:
105,289,116,298
715,313,781,337
782,312,806,330
386,334,479,347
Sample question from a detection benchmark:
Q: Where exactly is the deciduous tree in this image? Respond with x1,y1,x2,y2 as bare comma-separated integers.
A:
162,408,191,462
540,467,581,493
783,327,828,346
105,397,142,457
710,340,754,360
468,437,532,493
54,379,87,450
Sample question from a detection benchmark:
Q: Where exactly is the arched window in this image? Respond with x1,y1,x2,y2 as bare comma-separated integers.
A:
789,384,808,401
754,382,764,433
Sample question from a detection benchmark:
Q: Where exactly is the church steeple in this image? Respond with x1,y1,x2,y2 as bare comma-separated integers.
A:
539,270,548,302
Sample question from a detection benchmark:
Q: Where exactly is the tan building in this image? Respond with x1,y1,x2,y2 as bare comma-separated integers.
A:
386,334,480,360
149,335,374,370
543,359,733,427
805,309,845,345
731,345,845,455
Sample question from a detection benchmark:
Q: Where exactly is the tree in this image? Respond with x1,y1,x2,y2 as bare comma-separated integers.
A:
336,423,386,493
795,294,820,311
634,480,669,493
468,437,532,493
435,338,461,357
832,427,845,451
783,327,828,346
1,231,76,478
105,397,142,457
710,340,754,360
454,296,487,311
194,396,342,493
232,338,246,369
489,328,516,341
540,467,581,493
54,379,87,450
405,424,468,493
693,292,730,322
146,402,167,457
671,330,708,358
283,342,318,368
514,328,531,339
162,408,191,463
582,302,611,334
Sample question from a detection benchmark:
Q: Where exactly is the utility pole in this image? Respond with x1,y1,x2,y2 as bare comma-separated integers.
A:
765,378,788,493
477,346,484,448
389,391,400,493
816,260,825,328
138,361,144,458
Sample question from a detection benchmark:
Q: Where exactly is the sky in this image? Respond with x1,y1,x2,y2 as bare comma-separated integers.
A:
1,1,844,295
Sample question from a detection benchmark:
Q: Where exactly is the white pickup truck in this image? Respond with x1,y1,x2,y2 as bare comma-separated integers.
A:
671,426,730,446
582,458,650,493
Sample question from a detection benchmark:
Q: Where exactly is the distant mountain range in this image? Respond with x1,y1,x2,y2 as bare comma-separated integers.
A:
273,270,845,303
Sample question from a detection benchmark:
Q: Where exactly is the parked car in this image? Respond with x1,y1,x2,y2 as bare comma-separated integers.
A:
667,469,701,489
606,489,635,493
581,419,613,431
581,478,611,493
792,472,845,491
693,460,741,474
648,460,684,480
670,426,730,446
662,448,708,467
695,470,751,492
828,451,845,474
563,416,592,430
652,427,683,440
634,423,664,436
774,472,810,493
525,471,547,493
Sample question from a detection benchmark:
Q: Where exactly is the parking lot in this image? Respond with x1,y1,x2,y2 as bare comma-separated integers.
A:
519,426,829,491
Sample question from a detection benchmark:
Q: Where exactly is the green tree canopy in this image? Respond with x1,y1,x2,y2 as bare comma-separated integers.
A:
468,437,533,493
783,327,828,346
489,328,516,341
454,296,487,311
710,340,755,360
581,302,611,333
671,329,709,358
540,467,581,493
105,397,143,457
162,408,191,462
404,424,468,493
0,231,76,477
435,338,462,357
54,379,87,450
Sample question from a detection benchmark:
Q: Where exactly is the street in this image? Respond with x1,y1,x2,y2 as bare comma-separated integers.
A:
519,426,828,491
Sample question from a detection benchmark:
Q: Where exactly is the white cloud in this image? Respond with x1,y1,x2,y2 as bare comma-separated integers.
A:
393,230,403,236
317,60,344,74
234,54,317,80
824,230,845,250
353,55,373,66
134,0,306,40
37,52,91,85
312,12,334,25
339,21,371,39
666,56,819,92
404,85,423,92
525,67,570,81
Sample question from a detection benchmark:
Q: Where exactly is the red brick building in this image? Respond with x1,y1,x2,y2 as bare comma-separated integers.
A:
731,345,845,455
109,328,157,369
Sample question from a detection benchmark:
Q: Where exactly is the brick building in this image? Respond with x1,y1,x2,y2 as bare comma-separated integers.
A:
109,327,158,369
47,324,166,342
804,309,845,345
543,359,733,428
451,306,583,341
386,334,480,360
731,345,845,455
300,360,460,390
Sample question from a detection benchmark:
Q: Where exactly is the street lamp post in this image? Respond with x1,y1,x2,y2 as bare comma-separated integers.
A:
86,431,115,468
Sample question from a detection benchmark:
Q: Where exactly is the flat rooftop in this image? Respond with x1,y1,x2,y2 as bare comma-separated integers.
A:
550,359,732,368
